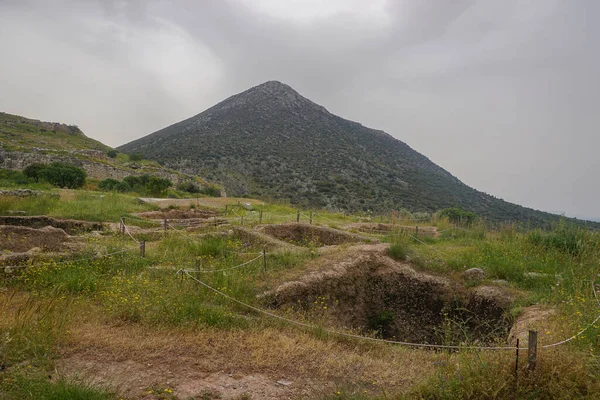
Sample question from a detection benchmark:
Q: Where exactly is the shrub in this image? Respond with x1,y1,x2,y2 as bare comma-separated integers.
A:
201,186,221,197
128,152,143,161
98,178,120,191
439,207,477,225
178,181,201,193
23,163,46,182
106,149,118,158
98,174,171,196
388,240,410,261
28,162,87,188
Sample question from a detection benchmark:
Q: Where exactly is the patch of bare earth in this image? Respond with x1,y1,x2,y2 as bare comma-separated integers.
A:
58,319,437,399
257,223,378,247
344,223,439,237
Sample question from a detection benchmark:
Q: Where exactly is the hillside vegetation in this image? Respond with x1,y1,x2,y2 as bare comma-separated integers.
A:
118,81,594,229
0,112,109,152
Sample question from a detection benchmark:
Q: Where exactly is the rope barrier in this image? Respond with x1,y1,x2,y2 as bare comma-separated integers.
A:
122,221,140,244
183,253,263,273
541,278,600,349
180,270,524,351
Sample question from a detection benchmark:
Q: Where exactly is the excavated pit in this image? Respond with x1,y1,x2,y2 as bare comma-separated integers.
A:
257,223,376,247
264,254,514,345
0,216,104,234
133,209,227,232
344,223,439,237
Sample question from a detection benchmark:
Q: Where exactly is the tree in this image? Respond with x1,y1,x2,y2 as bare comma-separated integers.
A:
23,163,47,182
39,162,87,189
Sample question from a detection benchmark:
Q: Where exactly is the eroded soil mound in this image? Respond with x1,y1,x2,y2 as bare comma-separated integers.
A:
264,254,515,344
0,216,104,234
0,225,70,252
258,223,376,247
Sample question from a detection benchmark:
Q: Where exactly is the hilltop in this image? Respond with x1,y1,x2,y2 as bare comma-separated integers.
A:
0,111,214,188
119,81,594,228
0,112,109,152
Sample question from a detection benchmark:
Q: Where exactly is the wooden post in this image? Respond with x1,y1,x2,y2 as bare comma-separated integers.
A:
259,209,263,225
515,338,520,379
415,226,419,238
163,219,168,236
120,217,125,235
528,330,538,371
263,247,267,272
139,241,146,258
241,215,244,225
296,210,300,223
309,211,313,225
225,205,228,216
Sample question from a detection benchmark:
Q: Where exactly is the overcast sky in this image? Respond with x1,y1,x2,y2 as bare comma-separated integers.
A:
1,0,599,219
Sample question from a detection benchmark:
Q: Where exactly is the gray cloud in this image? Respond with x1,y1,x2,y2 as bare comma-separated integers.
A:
0,0,599,218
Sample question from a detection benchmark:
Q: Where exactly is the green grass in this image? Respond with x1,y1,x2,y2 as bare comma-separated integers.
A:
0,190,158,221
0,370,113,400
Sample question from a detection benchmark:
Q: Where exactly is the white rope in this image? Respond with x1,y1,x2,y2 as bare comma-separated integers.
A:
184,253,263,273
542,278,600,348
181,270,523,351
122,221,140,244
122,216,163,226
407,234,452,258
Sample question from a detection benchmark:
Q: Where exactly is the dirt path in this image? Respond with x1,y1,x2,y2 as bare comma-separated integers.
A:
58,318,436,399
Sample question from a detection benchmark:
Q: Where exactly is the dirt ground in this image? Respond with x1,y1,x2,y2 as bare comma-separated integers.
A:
57,318,437,399
0,225,70,252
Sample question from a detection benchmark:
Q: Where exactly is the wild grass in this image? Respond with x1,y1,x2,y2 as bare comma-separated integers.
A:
0,190,158,221
3,189,600,398
0,369,112,400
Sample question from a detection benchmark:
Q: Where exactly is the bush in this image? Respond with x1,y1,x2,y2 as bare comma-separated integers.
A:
128,152,143,161
25,162,87,188
388,240,410,261
98,174,171,196
201,186,221,197
106,149,118,158
178,181,201,193
40,162,87,188
23,163,46,182
439,207,477,225
98,178,120,191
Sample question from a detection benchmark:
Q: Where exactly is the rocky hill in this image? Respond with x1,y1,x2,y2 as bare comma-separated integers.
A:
0,112,206,186
119,81,591,228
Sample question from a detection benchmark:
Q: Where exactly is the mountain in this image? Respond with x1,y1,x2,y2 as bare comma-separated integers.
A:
119,81,594,228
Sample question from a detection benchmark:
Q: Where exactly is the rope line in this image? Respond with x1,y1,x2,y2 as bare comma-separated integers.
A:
122,221,140,244
407,234,453,258
542,278,600,349
183,253,263,273
180,270,524,351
